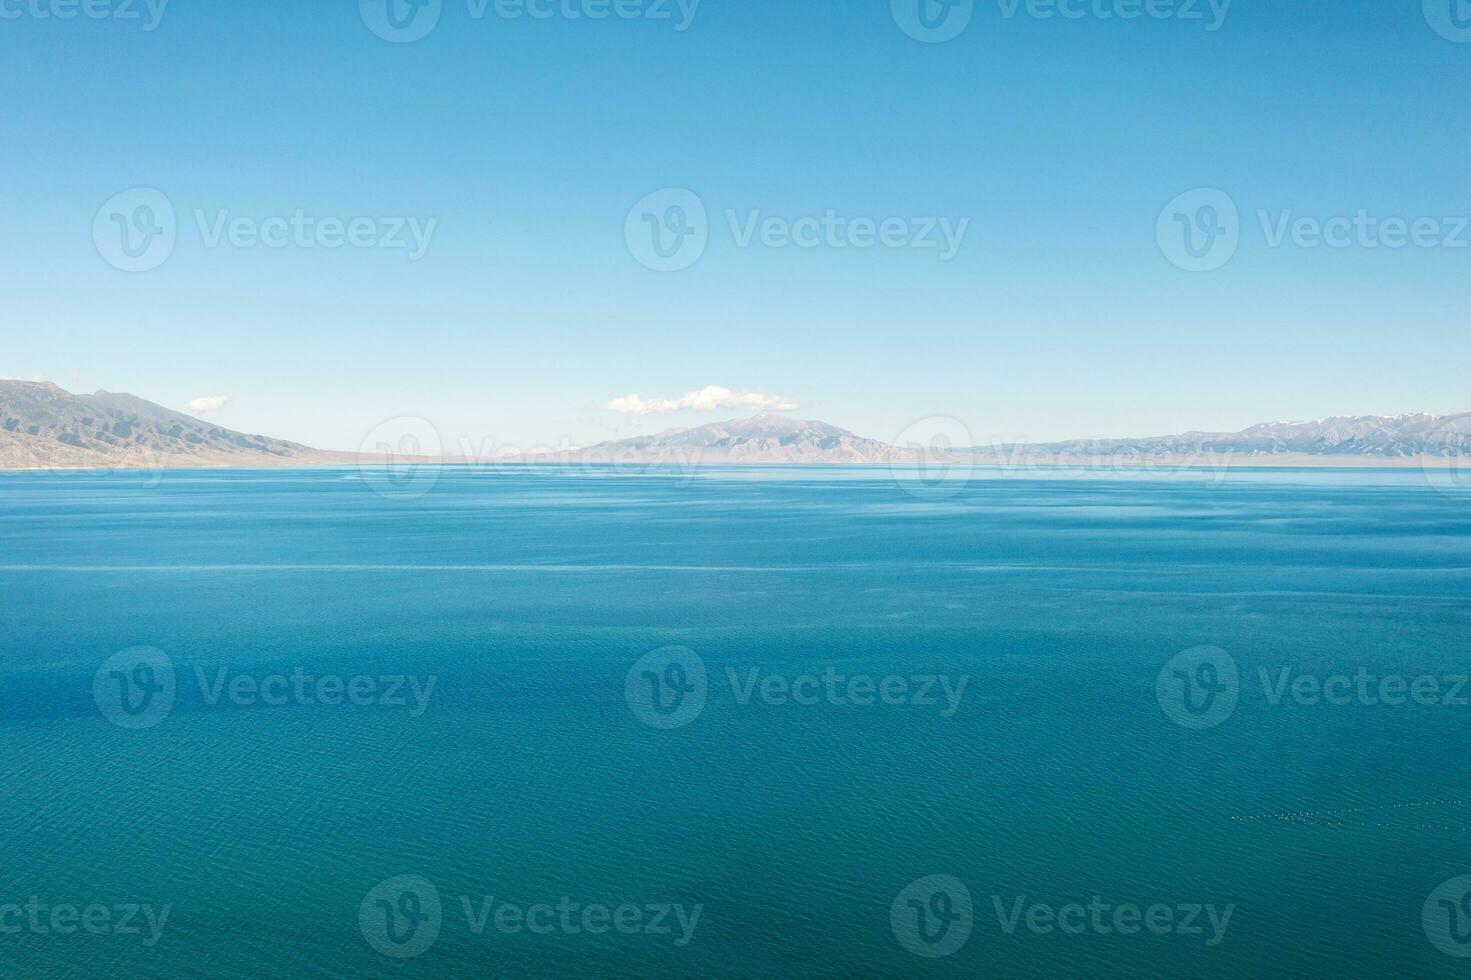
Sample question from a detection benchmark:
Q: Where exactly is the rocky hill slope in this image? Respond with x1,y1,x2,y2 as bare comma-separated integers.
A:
0,381,324,469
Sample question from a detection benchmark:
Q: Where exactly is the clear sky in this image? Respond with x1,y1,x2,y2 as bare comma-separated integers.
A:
4,0,1468,452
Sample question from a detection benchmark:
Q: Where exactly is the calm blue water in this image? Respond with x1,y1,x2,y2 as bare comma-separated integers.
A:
2,465,1470,978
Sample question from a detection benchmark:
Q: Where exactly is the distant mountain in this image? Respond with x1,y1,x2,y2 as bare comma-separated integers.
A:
0,380,327,469
1001,414,1471,460
559,412,1471,466
566,415,900,464
5,380,1469,472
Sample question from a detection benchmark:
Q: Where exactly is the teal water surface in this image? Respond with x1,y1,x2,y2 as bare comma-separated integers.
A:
2,465,1470,978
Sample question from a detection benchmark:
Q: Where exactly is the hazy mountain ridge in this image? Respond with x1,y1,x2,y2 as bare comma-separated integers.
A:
569,412,1471,464
3,379,1470,470
1013,413,1471,459
0,381,323,469
572,415,900,464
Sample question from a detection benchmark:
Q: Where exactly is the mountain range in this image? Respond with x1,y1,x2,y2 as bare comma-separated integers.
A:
562,415,898,464
539,413,1471,465
1008,414,1471,459
0,381,334,470
3,380,1470,471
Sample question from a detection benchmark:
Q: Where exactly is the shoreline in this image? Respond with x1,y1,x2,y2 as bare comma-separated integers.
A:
2,452,1468,474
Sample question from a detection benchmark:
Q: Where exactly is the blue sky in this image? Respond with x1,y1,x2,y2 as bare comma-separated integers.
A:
3,0,1468,451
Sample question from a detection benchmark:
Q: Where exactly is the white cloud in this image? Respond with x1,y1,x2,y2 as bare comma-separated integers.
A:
605,386,798,416
187,395,231,414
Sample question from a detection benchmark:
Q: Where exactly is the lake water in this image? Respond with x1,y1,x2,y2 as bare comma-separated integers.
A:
2,464,1470,977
